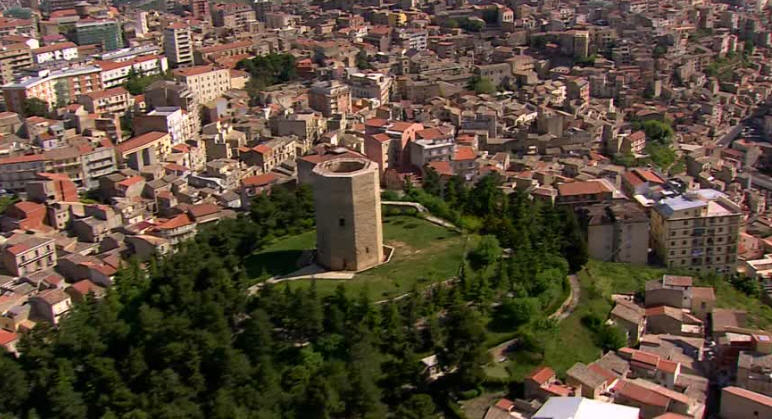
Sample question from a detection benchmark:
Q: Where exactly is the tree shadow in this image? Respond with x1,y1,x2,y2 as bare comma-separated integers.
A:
244,250,307,280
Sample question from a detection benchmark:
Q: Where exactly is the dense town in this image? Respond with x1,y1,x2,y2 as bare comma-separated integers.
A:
0,0,769,417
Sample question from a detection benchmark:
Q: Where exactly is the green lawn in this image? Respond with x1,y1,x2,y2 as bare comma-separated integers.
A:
501,261,664,380
512,260,772,378
249,216,468,300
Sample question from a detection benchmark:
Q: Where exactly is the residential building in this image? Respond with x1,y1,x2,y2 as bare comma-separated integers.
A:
1,235,56,277
32,42,78,64
582,202,649,265
2,65,102,113
348,72,392,105
190,0,210,21
194,41,254,65
556,179,615,206
0,43,33,85
114,131,173,170
212,3,256,30
172,65,231,105
610,301,646,343
134,106,197,145
720,386,772,419
29,289,71,325
96,55,168,88
531,397,639,419
309,81,351,117
736,351,772,397
77,87,132,115
75,20,123,52
163,23,193,68
650,189,742,274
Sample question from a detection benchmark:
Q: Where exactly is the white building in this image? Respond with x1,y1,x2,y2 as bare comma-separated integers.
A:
32,42,79,64
95,55,169,88
532,397,639,419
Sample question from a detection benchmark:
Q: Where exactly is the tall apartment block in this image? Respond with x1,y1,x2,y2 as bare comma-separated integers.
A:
163,23,194,68
651,189,742,274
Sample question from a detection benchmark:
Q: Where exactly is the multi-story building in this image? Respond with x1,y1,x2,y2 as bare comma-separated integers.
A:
2,66,102,114
75,20,123,52
172,65,231,105
348,72,392,106
42,0,79,13
77,87,132,115
0,43,33,85
163,23,193,68
194,41,254,65
32,42,78,64
1,235,56,277
136,11,149,37
309,80,351,117
583,202,649,265
189,0,210,21
212,3,256,30
651,189,742,274
96,55,168,88
134,106,198,145
114,131,173,171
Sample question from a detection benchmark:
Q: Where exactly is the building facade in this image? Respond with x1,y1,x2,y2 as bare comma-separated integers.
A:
163,24,193,68
651,189,742,274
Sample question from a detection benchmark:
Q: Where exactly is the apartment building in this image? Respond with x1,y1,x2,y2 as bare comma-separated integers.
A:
134,106,198,145
96,55,168,88
75,20,123,52
77,87,132,115
308,80,351,117
1,235,56,277
348,72,392,105
172,65,231,105
194,41,254,65
114,131,173,171
651,189,742,274
2,66,102,114
189,0,210,21
0,43,33,85
583,202,649,265
163,23,193,68
212,3,256,31
32,42,78,64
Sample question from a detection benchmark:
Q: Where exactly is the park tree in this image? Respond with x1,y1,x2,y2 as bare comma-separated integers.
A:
469,235,501,270
22,98,48,117
437,304,490,388
469,76,496,94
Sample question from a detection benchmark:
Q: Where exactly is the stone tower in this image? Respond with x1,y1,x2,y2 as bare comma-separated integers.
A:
312,158,384,271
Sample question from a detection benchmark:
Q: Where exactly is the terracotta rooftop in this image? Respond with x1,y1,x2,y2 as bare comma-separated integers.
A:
242,173,277,187
557,180,612,196
115,131,168,153
454,146,477,161
615,380,670,408
527,366,555,385
0,329,18,346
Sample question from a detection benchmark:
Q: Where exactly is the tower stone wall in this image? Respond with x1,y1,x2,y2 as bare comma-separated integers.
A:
312,158,384,271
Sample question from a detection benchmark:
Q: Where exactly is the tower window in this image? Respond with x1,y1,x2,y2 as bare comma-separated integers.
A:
339,218,345,227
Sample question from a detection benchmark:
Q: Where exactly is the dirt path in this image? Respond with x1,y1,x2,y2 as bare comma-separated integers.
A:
488,274,580,358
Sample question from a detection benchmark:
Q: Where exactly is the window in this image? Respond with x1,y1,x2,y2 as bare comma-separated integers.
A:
339,218,345,227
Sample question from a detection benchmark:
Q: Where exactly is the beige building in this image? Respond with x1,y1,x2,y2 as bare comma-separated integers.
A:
173,65,231,105
651,189,742,274
77,87,132,115
163,23,193,68
0,43,33,85
720,386,772,419
1,235,56,277
312,158,383,271
583,202,649,265
308,80,351,117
